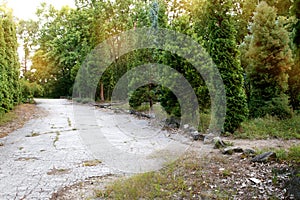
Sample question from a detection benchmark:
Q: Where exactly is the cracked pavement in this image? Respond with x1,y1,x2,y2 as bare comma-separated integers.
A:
0,99,191,199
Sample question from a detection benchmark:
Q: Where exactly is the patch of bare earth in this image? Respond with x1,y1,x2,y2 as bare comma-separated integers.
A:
0,103,47,138
50,175,121,200
180,152,294,199
52,140,299,199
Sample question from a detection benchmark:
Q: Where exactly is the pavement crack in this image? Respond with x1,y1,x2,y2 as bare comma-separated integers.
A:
53,131,61,148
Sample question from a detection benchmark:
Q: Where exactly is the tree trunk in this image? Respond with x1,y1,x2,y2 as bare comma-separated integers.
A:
100,82,105,102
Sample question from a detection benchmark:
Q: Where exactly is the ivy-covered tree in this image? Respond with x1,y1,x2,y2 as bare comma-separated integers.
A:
246,1,293,118
201,0,249,132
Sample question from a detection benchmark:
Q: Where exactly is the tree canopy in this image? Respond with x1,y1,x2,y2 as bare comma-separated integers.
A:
1,0,299,133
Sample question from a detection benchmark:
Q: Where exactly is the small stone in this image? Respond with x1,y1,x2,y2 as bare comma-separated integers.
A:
190,131,203,141
203,133,216,144
249,178,261,184
213,137,227,149
0,142,4,146
222,147,243,155
251,152,276,162
183,124,189,129
188,126,197,132
243,148,256,155
241,182,247,188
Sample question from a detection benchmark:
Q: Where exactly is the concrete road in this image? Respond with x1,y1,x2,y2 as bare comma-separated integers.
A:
0,99,190,199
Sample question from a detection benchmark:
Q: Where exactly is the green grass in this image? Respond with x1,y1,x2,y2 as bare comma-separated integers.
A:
94,147,300,199
95,154,234,200
287,145,300,163
199,111,211,133
25,132,40,137
134,103,151,112
53,131,60,148
255,144,300,164
0,111,16,126
234,114,300,139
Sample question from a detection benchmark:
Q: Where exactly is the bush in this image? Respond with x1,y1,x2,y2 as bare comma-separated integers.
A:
249,95,292,119
20,79,44,103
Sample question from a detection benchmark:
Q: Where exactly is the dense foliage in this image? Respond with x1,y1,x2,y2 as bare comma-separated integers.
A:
246,2,293,119
6,0,300,133
0,5,21,114
288,0,300,111
199,0,248,132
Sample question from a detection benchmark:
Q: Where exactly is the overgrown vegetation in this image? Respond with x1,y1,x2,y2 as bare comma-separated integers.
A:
96,154,233,199
95,148,300,199
254,145,300,164
234,114,300,140
0,110,16,126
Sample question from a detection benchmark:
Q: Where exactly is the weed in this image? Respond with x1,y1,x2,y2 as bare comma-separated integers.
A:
82,98,93,104
0,111,16,126
222,169,231,177
25,131,40,137
82,159,102,167
199,111,211,133
16,157,38,161
286,145,300,163
234,114,300,139
96,153,234,200
255,145,300,164
67,117,72,127
53,131,60,148
47,167,70,175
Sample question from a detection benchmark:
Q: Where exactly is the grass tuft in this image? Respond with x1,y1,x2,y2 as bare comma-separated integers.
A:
0,112,16,126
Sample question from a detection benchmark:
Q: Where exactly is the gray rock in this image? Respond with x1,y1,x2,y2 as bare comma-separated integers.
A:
251,152,276,162
203,133,216,144
249,178,261,184
164,116,180,129
243,148,256,156
190,131,204,141
213,137,227,149
222,147,243,155
286,169,300,199
183,124,189,130
188,126,197,132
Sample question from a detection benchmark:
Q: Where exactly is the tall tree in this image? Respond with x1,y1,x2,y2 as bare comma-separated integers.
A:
288,0,300,110
200,0,248,133
17,19,39,76
246,1,293,118
0,4,21,113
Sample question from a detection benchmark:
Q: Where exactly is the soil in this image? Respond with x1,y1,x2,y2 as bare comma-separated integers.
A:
0,103,47,138
50,174,122,200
